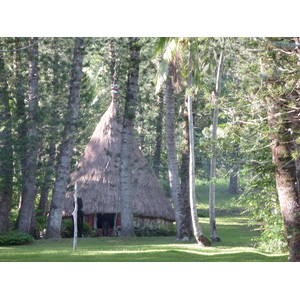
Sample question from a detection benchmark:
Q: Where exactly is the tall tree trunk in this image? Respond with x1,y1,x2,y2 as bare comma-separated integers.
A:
187,49,210,246
17,37,40,235
165,64,190,241
264,37,300,261
153,87,164,178
37,40,61,218
0,45,13,233
108,37,117,85
180,96,193,237
46,37,85,238
13,38,28,211
209,41,224,242
267,96,300,262
37,143,55,217
228,163,239,194
228,119,240,194
120,37,141,237
137,104,145,150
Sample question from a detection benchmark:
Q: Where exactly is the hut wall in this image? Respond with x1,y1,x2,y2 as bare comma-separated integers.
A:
134,216,173,228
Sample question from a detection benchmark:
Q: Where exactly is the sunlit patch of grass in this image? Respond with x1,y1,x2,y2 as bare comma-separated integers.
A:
0,214,288,262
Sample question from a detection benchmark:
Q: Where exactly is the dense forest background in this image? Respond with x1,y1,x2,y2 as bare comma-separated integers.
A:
1,1,299,299
1,37,300,258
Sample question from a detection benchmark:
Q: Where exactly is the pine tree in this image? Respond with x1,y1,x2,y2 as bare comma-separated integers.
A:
17,37,40,235
120,37,141,237
0,40,13,233
46,37,85,238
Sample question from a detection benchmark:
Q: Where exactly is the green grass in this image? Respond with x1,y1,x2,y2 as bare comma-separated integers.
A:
0,179,288,262
0,215,288,262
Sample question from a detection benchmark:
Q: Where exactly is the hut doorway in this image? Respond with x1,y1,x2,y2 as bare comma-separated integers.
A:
97,213,115,236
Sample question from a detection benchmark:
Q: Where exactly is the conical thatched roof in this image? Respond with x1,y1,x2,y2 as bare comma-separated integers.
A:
63,100,175,221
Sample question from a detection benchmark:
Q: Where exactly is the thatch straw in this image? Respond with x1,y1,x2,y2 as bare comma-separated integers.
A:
63,100,175,221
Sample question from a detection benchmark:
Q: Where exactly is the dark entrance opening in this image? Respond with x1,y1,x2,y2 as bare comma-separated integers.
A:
97,213,115,236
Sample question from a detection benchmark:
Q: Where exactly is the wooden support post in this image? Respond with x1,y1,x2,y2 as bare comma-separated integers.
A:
72,182,78,250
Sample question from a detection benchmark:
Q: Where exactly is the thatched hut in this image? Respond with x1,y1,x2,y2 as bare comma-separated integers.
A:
63,100,175,236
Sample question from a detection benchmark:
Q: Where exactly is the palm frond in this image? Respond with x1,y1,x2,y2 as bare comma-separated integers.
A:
155,38,179,93
155,57,169,94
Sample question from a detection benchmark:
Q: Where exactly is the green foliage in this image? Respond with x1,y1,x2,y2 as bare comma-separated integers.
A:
35,211,47,231
134,224,176,237
60,219,95,238
195,178,242,210
238,174,287,252
2,37,298,256
0,231,34,246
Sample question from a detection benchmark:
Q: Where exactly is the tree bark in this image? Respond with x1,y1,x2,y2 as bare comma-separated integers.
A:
0,45,13,233
17,37,40,235
263,37,300,261
37,143,55,217
108,37,117,85
46,37,85,238
72,182,78,250
120,37,141,237
228,163,239,194
13,38,28,218
153,87,164,178
165,64,190,241
268,101,300,261
180,96,194,238
209,41,224,242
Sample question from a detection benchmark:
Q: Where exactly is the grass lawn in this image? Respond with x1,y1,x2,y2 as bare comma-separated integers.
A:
0,179,289,262
0,215,288,262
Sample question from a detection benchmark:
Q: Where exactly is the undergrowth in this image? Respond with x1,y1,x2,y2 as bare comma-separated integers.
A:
0,231,34,246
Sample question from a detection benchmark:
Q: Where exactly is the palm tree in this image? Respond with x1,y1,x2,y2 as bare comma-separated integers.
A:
157,38,210,243
165,62,191,240
187,42,211,246
209,38,225,242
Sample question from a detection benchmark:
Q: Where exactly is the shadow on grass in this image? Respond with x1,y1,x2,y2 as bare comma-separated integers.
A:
1,248,288,262
0,215,288,262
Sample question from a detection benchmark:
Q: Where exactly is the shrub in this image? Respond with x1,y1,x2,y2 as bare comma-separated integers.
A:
0,231,34,246
135,225,176,237
60,219,95,238
238,175,288,252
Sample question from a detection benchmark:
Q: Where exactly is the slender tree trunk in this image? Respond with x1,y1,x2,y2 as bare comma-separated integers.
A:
37,41,61,219
187,50,211,246
72,182,78,250
120,37,141,237
17,37,40,235
13,38,28,213
228,163,239,194
180,96,193,238
165,65,190,241
153,87,164,178
0,46,13,233
46,37,85,238
108,37,117,85
228,118,241,194
137,104,145,150
209,41,224,242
